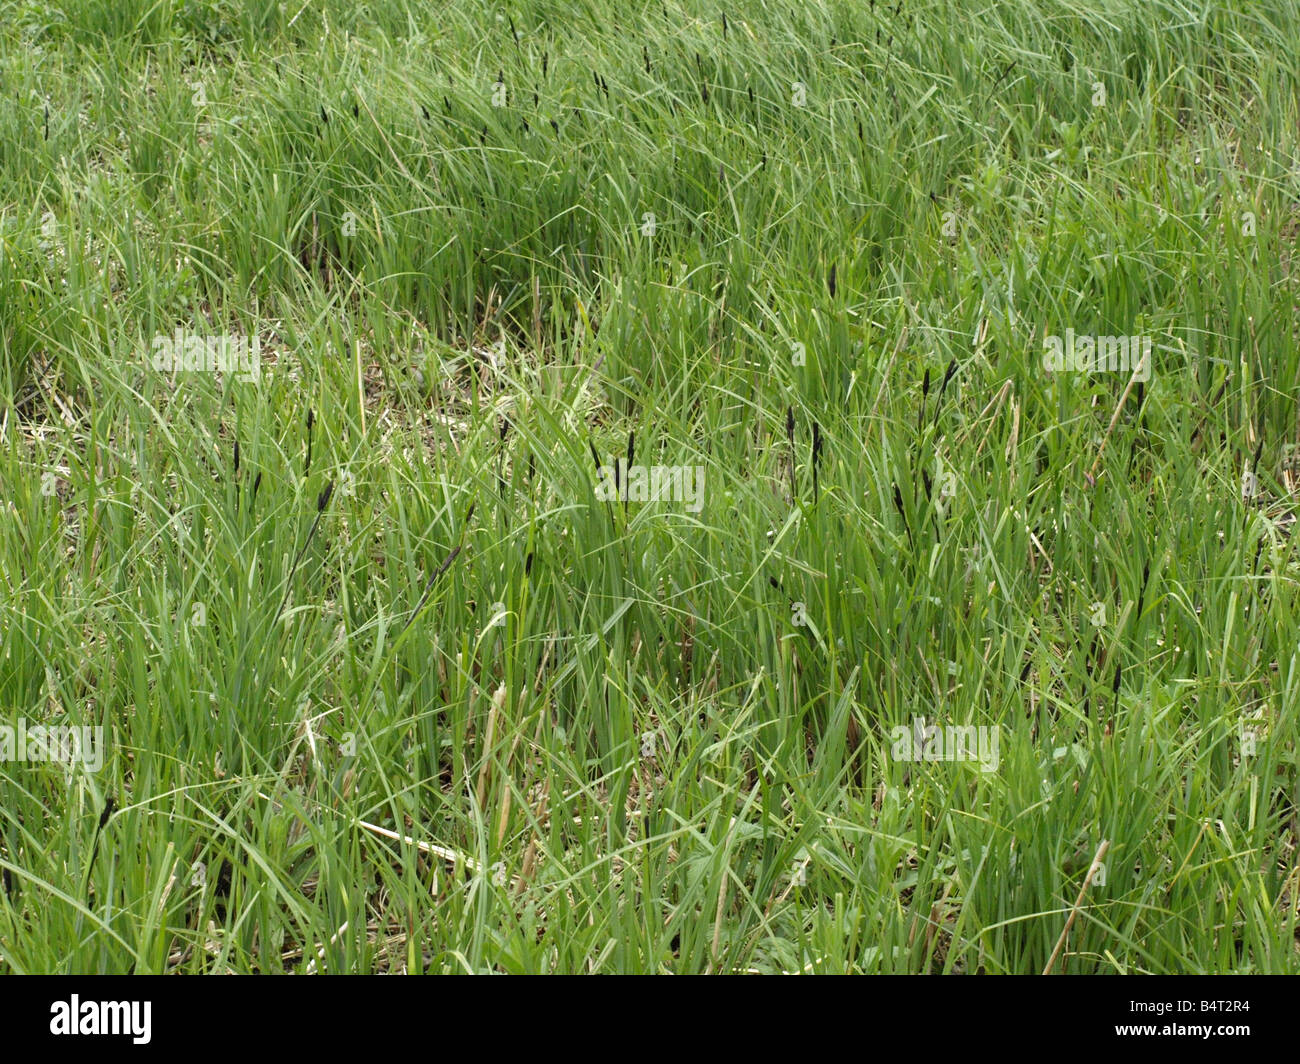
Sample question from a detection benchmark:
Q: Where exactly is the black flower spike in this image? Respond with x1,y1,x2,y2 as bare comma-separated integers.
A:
644,46,651,75
827,262,837,299
811,422,823,503
352,101,359,118
923,367,931,397
317,479,335,512
304,409,315,477
543,52,548,77
722,12,728,37
627,430,635,468
421,103,431,121
589,439,602,473
84,795,116,899
252,471,262,505
398,544,464,639
320,105,328,124
233,439,240,476
893,482,913,547
444,95,452,112
748,86,754,105
525,552,533,577
934,359,958,418
786,405,795,446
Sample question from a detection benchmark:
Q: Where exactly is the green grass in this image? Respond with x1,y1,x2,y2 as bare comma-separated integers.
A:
0,0,1297,974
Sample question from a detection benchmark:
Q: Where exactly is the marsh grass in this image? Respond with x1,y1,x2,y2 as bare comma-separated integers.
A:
0,0,1297,973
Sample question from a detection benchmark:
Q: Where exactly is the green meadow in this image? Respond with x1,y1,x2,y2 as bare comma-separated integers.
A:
0,0,1297,973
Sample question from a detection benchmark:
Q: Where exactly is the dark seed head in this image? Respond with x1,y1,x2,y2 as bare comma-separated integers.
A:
317,480,335,511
